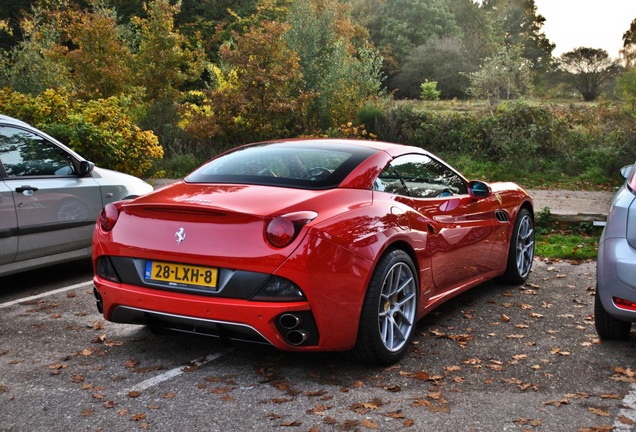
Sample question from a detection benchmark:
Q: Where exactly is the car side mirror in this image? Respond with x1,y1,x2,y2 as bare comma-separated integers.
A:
620,164,634,179
79,160,95,177
468,180,491,200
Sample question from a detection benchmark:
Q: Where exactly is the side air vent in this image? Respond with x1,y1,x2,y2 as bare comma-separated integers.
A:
495,210,509,223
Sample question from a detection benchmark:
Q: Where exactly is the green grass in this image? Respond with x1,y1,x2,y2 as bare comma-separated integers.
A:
534,208,603,260
535,232,600,260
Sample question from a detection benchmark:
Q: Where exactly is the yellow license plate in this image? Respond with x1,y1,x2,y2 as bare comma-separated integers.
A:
145,261,218,289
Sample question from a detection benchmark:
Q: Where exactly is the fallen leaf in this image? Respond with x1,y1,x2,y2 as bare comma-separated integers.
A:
72,374,85,383
617,415,636,425
123,359,139,368
47,363,68,370
385,410,406,419
542,399,569,407
514,418,543,427
307,403,332,414
304,389,328,397
359,418,378,429
104,340,124,347
588,407,610,417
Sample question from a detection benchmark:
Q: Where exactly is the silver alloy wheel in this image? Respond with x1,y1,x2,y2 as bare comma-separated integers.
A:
515,214,534,278
377,262,417,352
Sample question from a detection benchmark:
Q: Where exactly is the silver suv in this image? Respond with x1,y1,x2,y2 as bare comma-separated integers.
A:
595,162,636,339
0,114,153,276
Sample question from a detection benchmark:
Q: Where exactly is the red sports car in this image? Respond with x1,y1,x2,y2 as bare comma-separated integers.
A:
92,139,534,364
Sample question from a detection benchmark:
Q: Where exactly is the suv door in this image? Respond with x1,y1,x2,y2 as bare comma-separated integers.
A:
0,178,18,265
0,124,103,262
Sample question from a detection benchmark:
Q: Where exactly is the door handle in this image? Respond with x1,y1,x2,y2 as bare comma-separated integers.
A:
16,185,39,194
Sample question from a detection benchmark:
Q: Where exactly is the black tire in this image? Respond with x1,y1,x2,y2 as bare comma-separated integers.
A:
594,290,631,340
501,208,534,284
348,249,418,365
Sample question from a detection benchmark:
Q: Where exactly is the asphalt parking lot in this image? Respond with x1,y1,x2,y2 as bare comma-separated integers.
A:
1,258,636,432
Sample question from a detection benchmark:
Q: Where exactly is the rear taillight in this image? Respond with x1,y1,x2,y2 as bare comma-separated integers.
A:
614,297,636,312
99,203,120,232
265,211,318,248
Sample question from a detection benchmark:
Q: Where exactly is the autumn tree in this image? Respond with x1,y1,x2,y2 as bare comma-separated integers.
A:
354,0,460,82
443,0,497,64
392,36,474,99
179,20,307,142
52,5,135,100
482,0,554,71
284,0,384,129
0,6,70,94
0,0,31,51
131,0,206,102
559,47,620,101
616,69,636,113
467,44,533,105
621,17,636,67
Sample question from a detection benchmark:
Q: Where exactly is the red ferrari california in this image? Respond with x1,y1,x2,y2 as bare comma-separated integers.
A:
92,139,534,364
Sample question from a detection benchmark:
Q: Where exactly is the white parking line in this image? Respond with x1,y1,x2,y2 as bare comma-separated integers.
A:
124,349,233,394
0,281,93,309
615,383,636,431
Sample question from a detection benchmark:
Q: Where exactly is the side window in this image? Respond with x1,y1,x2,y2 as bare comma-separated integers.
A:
0,126,75,177
374,163,409,196
390,154,467,198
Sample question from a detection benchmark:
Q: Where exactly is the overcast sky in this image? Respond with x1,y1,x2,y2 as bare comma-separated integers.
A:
534,0,636,58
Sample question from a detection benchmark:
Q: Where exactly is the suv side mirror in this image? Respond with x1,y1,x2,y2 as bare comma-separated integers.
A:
79,160,95,177
468,180,491,200
620,164,634,179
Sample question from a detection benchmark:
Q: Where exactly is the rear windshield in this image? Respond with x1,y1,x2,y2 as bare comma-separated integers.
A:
186,142,378,189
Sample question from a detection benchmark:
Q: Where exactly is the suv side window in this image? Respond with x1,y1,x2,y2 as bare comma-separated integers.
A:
0,126,75,177
379,154,467,198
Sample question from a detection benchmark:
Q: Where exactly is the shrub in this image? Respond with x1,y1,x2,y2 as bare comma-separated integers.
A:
420,80,441,101
375,100,635,187
0,88,163,177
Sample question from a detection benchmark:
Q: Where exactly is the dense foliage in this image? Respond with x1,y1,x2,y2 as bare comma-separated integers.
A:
376,101,636,188
0,87,163,176
0,0,635,181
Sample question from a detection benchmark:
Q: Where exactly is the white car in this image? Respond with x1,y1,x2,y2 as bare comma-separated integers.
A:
595,162,636,339
0,114,153,276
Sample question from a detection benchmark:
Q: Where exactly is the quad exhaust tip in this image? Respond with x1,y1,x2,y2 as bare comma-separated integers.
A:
285,329,309,346
278,313,311,346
